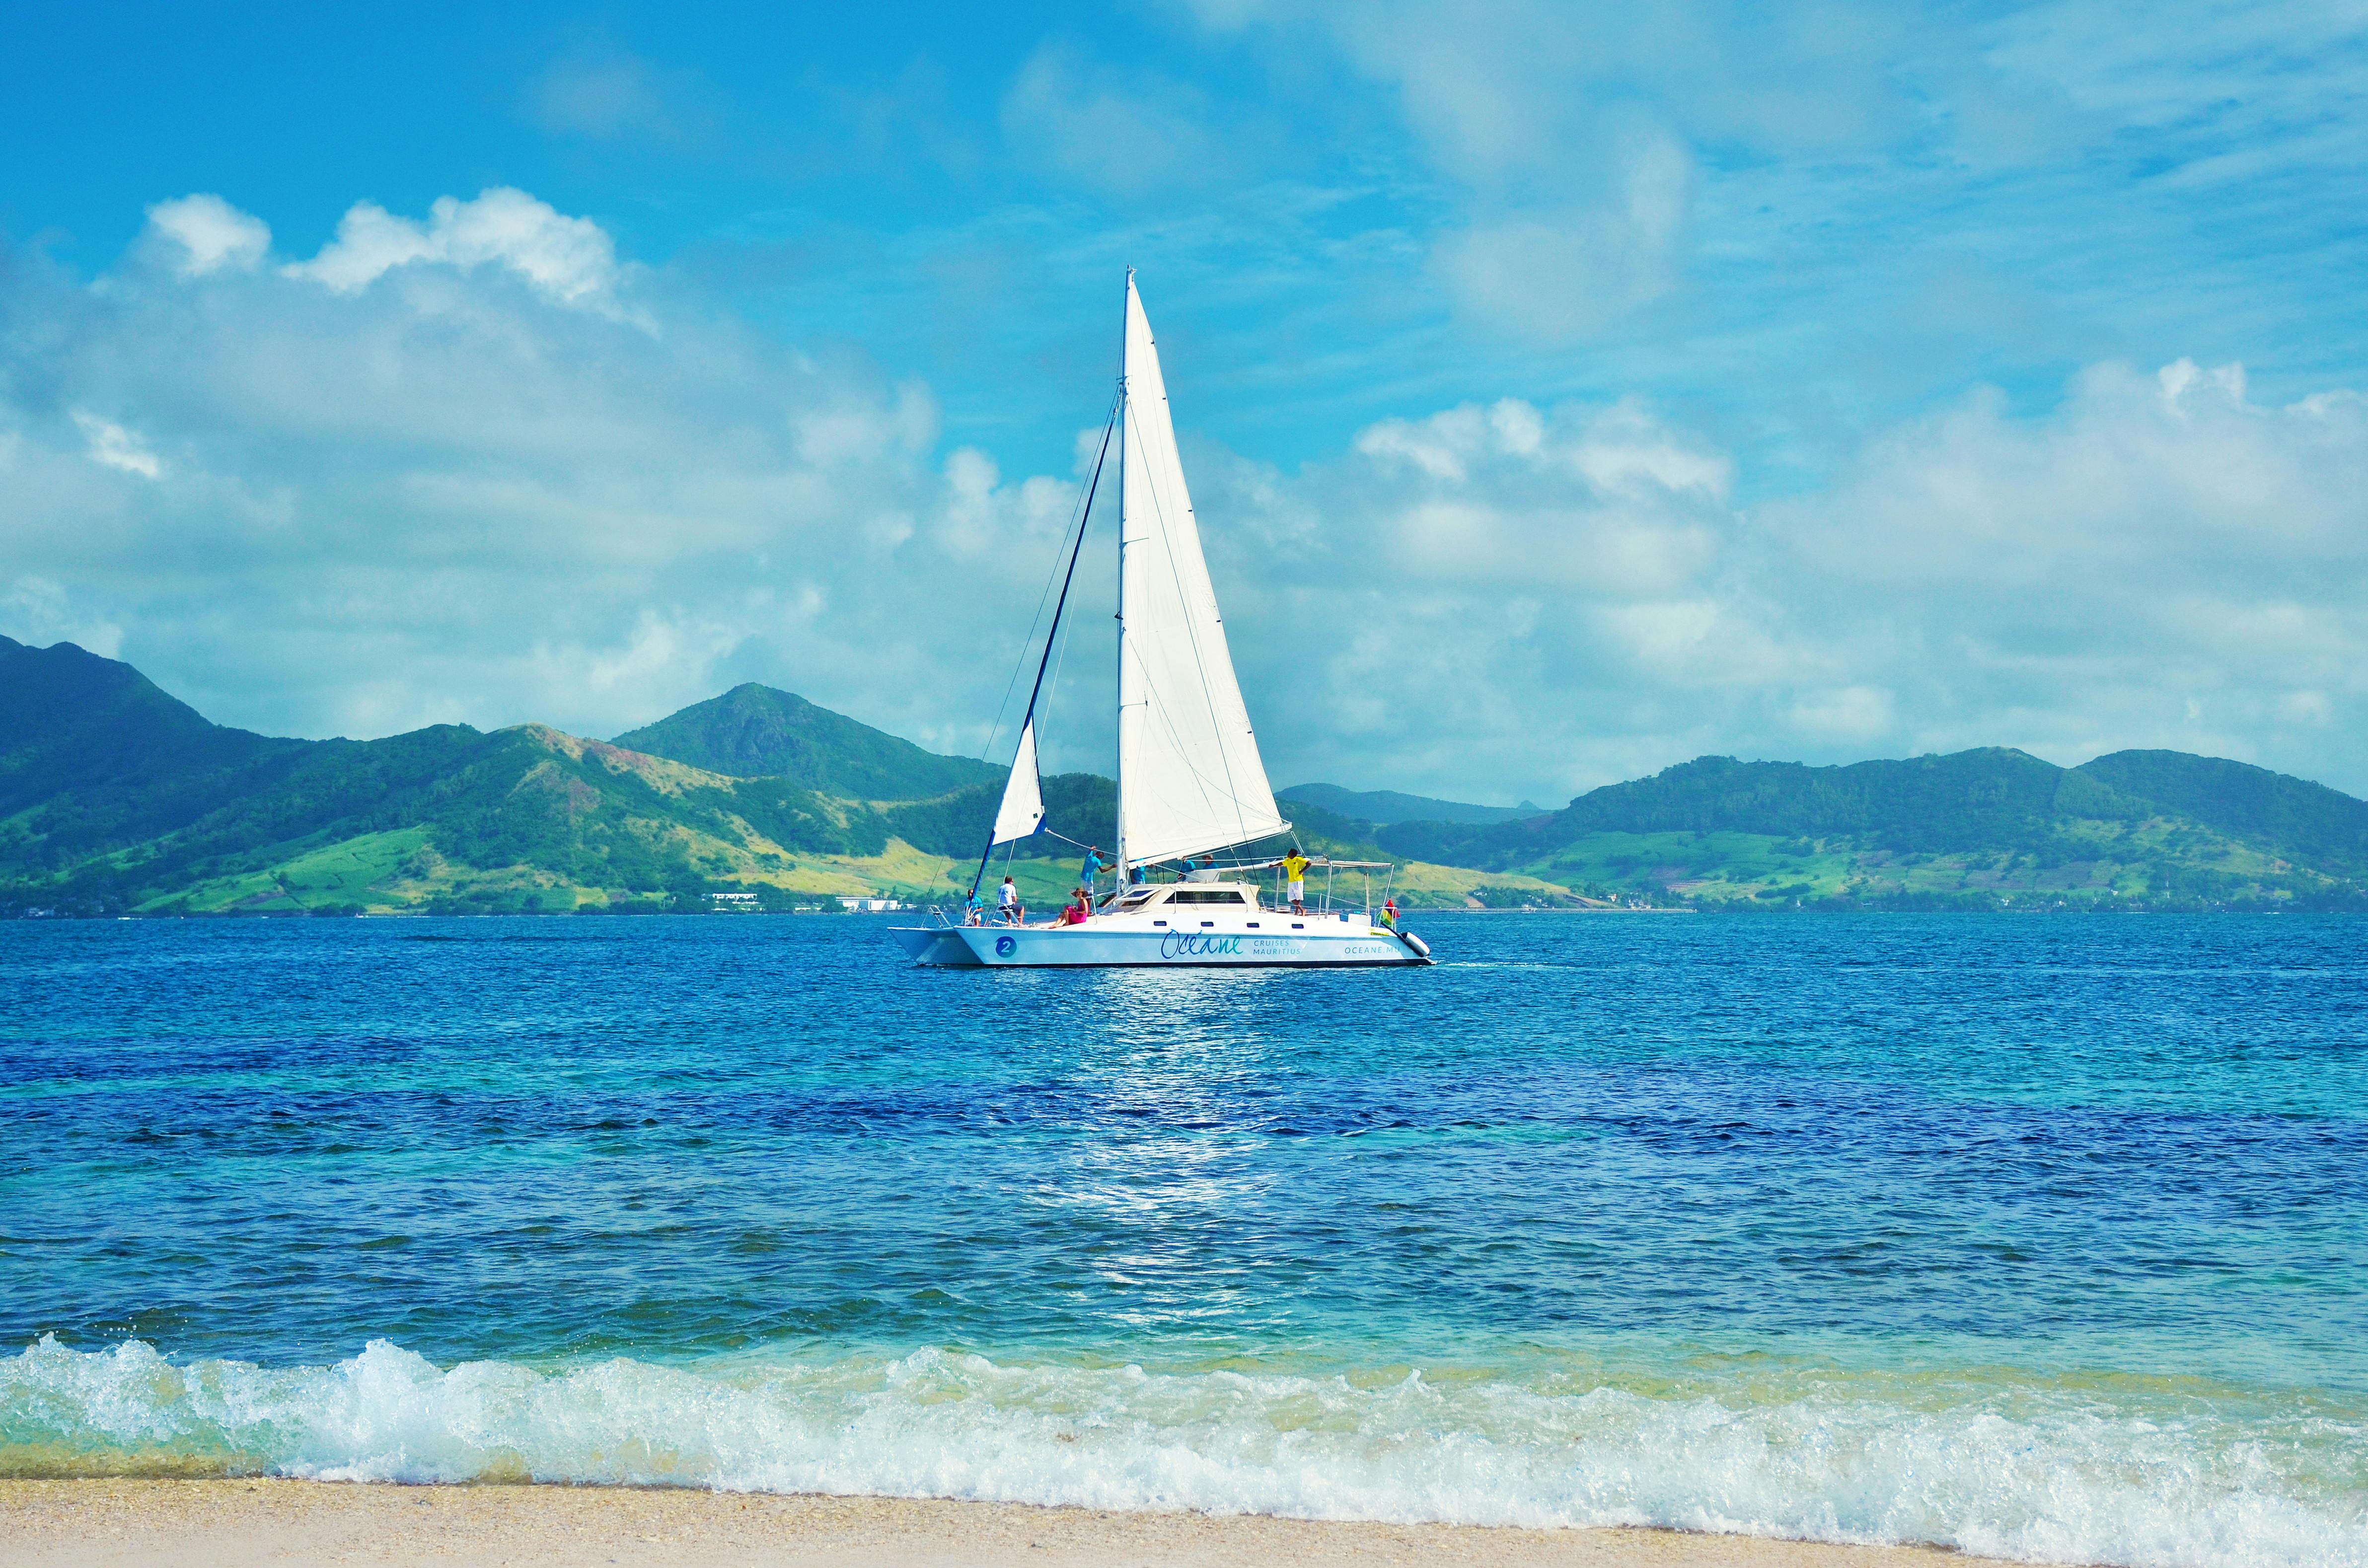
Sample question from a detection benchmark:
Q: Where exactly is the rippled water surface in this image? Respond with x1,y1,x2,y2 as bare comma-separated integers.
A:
4,913,2365,1566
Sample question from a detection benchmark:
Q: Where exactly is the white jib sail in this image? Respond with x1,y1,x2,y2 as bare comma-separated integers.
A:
991,720,1045,846
1117,275,1287,868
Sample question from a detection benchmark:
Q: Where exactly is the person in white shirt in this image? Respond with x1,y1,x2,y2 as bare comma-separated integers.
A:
997,875,1023,925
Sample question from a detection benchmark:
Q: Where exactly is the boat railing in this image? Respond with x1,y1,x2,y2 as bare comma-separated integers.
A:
1079,855,1395,920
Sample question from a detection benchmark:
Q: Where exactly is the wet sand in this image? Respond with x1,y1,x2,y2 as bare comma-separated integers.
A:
0,1479,2012,1568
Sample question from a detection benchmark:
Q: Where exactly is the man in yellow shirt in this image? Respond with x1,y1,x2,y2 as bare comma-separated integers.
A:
1281,850,1311,914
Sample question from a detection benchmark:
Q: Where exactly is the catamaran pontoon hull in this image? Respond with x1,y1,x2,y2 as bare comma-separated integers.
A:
890,922,1426,967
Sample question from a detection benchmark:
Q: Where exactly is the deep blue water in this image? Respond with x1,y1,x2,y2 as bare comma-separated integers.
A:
4,913,2365,1566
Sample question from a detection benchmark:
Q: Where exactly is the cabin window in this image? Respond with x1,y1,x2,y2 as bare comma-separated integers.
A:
1152,920,1167,927
1170,890,1246,905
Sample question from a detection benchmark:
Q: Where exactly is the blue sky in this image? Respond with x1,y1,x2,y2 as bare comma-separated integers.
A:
5,0,2367,801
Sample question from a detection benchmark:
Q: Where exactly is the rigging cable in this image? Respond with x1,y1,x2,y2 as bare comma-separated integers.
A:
967,397,1118,903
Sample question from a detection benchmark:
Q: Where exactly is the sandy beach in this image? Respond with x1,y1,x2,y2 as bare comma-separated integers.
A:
0,1480,2014,1568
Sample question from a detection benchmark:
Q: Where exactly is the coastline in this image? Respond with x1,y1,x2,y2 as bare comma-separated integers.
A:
0,1480,2013,1568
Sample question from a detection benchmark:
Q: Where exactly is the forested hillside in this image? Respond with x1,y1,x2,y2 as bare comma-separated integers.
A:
7,636,2360,915
612,683,999,797
0,640,1553,915
1373,750,2368,909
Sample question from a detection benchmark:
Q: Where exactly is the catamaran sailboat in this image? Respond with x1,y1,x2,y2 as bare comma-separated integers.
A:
891,274,1430,969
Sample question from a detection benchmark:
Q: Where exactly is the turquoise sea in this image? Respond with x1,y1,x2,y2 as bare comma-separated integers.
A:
3,913,2364,1566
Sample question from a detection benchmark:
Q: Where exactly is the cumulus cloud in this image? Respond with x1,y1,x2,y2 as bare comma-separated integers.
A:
9,189,2368,804
0,190,1084,755
284,189,631,311
1757,357,2368,772
1198,360,2368,800
145,194,271,276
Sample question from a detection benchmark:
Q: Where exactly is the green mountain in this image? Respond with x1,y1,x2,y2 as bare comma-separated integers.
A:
0,636,312,869
1378,749,2368,909
0,641,1442,918
1280,781,1543,826
612,683,999,798
0,642,998,916
7,637,2361,915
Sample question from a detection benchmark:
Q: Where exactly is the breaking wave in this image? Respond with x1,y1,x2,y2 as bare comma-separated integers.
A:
6,1335,2365,1568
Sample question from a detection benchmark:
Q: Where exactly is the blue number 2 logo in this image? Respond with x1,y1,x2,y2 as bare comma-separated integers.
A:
995,935,1017,956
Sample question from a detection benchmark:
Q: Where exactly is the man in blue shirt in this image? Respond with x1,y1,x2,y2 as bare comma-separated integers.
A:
1081,845,1105,891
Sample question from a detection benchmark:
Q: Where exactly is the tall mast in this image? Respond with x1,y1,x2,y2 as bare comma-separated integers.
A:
1114,268,1130,883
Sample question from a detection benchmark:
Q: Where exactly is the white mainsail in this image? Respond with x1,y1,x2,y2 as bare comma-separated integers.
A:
1116,274,1287,869
991,720,1045,845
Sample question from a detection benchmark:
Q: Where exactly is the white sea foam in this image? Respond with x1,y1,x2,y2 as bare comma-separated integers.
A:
6,1336,2365,1568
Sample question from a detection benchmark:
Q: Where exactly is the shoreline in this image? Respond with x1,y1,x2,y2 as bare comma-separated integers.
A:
0,1479,2015,1568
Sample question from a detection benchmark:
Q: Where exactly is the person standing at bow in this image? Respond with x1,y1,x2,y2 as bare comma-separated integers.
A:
998,875,1023,925
1281,850,1311,915
1081,845,1105,898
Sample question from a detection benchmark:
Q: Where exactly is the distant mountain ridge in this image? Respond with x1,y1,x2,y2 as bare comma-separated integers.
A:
612,683,999,798
0,644,1395,917
1381,749,2368,868
1378,748,2368,908
1280,782,1543,826
0,637,313,871
3,637,2362,914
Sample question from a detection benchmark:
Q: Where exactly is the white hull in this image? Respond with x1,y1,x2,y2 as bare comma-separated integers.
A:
890,885,1426,967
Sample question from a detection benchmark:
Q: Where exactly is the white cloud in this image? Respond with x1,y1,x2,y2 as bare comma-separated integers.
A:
11,188,2368,806
71,411,162,479
1178,1,1900,339
3,576,123,658
1199,358,2368,800
146,194,271,277
1437,134,1694,341
285,189,631,312
0,190,1084,753
999,45,1229,200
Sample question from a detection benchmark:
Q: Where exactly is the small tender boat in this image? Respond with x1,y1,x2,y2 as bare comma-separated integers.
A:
891,273,1429,969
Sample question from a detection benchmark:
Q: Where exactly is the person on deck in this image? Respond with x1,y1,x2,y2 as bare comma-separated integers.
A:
1081,845,1105,891
1189,854,1218,882
1282,850,1311,914
998,875,1022,925
963,889,986,926
1063,888,1090,925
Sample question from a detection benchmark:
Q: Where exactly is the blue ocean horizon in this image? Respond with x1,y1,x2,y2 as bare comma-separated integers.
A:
4,913,2364,1566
